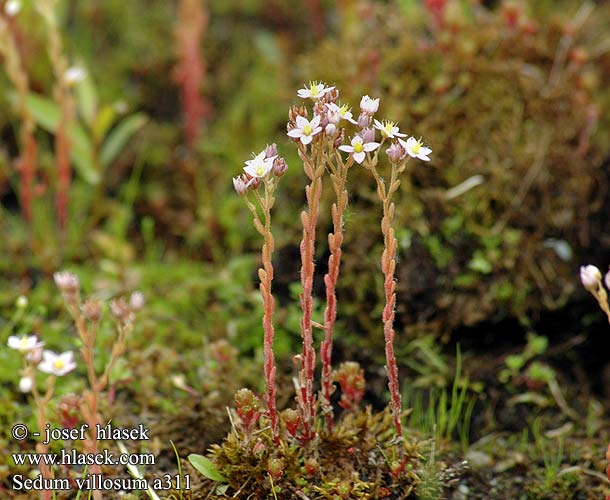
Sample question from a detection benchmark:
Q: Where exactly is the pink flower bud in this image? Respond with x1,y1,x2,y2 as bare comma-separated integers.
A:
386,142,406,163
325,123,337,137
234,388,261,432
265,143,278,159
333,128,345,149
233,176,249,195
19,376,34,393
273,157,288,177
357,112,372,129
360,127,375,144
580,265,601,292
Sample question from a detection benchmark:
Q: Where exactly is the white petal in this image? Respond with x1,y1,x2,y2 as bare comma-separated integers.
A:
420,147,432,156
310,115,321,128
373,119,383,129
297,89,310,98
287,129,302,138
301,135,313,145
363,142,380,152
295,115,308,128
418,154,431,161
353,151,366,164
338,145,353,153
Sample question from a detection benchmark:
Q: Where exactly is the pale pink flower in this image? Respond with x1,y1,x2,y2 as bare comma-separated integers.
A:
7,335,44,353
244,150,276,178
580,265,601,292
38,351,77,376
399,137,432,161
297,81,335,100
287,115,322,145
386,142,407,163
339,135,380,164
374,119,407,139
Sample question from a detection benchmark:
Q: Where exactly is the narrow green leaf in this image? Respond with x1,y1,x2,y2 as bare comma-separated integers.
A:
24,93,100,184
76,72,98,128
99,113,147,167
187,454,227,482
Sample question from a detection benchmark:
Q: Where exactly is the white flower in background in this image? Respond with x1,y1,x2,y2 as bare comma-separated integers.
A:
53,271,80,293
339,135,380,164
38,351,77,376
360,95,380,114
64,66,87,85
7,335,44,353
326,103,357,125
605,270,610,291
297,81,334,100
580,265,601,292
399,137,432,162
243,150,276,178
287,115,322,145
4,0,21,16
19,376,34,393
373,119,406,139
130,291,145,311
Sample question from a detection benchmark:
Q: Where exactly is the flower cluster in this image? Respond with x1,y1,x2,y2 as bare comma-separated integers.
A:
284,81,431,167
233,144,288,196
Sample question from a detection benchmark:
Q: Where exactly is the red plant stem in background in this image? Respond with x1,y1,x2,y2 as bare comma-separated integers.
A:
320,155,351,431
0,17,38,225
55,121,71,230
175,0,210,147
303,0,326,39
424,0,447,28
38,0,74,233
297,145,323,443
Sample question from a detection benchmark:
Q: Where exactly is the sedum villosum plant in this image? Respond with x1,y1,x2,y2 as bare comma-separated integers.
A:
7,272,142,500
579,264,610,500
232,82,432,463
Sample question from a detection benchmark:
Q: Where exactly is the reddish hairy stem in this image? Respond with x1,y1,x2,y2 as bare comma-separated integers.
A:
247,185,280,443
373,164,403,438
297,144,323,443
174,0,210,147
320,154,351,430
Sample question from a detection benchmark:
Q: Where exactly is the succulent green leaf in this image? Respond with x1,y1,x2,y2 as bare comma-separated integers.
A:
187,454,227,482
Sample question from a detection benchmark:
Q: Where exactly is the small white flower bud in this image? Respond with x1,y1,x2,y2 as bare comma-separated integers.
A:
325,123,337,137
16,295,28,309
580,265,601,292
19,376,34,393
5,0,21,16
130,291,145,311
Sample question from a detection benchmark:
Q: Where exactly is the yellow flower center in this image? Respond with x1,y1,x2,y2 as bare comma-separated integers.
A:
303,124,313,136
20,337,29,349
412,141,421,154
339,104,350,115
309,84,319,97
256,166,265,176
53,359,65,370
353,142,364,153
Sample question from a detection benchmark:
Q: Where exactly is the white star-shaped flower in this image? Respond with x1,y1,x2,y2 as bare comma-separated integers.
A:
360,95,380,114
338,135,380,164
7,335,44,353
399,137,432,162
326,103,357,125
243,150,276,178
373,119,406,139
287,115,322,145
38,350,77,376
297,81,334,100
